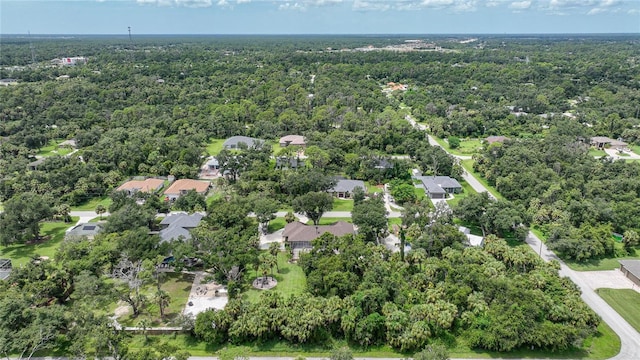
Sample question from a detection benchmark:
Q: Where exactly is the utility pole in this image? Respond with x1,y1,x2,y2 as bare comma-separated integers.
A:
128,26,132,42
28,31,36,64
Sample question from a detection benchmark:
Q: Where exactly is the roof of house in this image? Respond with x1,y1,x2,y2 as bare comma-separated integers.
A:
117,178,164,193
28,158,46,168
620,260,640,279
416,176,461,194
283,221,355,243
329,179,366,194
374,158,394,169
59,139,77,147
164,179,210,195
66,223,103,238
205,157,219,167
223,136,262,148
591,136,628,146
159,213,204,243
485,136,509,144
0,259,11,280
279,135,306,146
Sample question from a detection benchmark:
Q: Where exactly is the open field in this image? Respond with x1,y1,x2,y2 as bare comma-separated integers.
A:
366,182,384,193
71,196,112,211
431,137,483,156
0,217,79,266
243,252,306,303
596,288,640,333
332,198,354,211
565,253,640,271
589,148,607,157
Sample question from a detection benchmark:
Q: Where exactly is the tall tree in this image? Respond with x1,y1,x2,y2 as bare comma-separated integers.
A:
292,192,334,226
0,192,53,245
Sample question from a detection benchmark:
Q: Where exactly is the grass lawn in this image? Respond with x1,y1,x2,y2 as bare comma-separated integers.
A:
414,187,425,200
0,217,79,266
206,138,226,156
37,139,74,157
307,217,352,225
243,252,306,303
366,181,384,194
117,272,194,327
332,198,354,211
446,181,477,208
597,288,640,333
565,254,640,271
388,217,402,232
70,196,112,211
431,137,483,157
460,159,505,201
588,148,607,157
631,145,640,156
88,216,107,222
268,218,287,233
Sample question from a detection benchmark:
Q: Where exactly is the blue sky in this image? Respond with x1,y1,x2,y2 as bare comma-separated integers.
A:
1,0,639,34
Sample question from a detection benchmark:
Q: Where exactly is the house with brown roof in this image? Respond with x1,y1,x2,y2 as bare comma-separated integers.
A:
282,221,355,250
164,179,210,201
116,178,165,196
279,135,306,147
590,136,628,150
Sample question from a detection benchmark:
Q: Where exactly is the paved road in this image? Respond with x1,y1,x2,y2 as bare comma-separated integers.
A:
405,110,640,359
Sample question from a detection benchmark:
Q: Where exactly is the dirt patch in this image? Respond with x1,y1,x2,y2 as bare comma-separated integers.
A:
113,304,130,318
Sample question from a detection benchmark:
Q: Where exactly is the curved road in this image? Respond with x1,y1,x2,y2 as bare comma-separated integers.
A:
405,114,640,359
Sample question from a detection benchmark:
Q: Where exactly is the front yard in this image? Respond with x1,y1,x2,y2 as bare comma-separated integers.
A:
596,288,640,333
0,218,79,266
332,198,354,211
71,196,112,211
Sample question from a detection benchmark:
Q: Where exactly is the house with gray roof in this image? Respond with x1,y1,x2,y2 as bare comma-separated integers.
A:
328,179,366,199
223,136,264,150
0,259,12,281
415,176,462,199
283,221,355,250
159,213,204,243
619,260,640,287
66,223,103,240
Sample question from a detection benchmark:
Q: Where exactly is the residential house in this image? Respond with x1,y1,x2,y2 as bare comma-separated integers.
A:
279,135,306,147
222,136,263,150
328,179,366,199
0,259,12,281
415,176,462,199
205,157,220,171
283,221,355,250
619,260,640,287
484,136,509,145
159,213,204,243
27,158,45,171
276,156,300,169
164,179,210,201
0,79,18,86
66,223,103,240
374,158,394,170
116,178,165,196
590,136,628,150
458,226,484,247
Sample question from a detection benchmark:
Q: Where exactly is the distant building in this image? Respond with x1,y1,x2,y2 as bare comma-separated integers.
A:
279,135,306,147
0,79,18,86
485,136,509,145
164,179,210,201
222,136,264,150
52,57,87,66
27,158,46,171
117,178,165,196
590,136,628,150
328,179,366,199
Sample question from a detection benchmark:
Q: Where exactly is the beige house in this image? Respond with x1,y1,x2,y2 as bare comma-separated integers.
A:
590,136,628,150
164,179,210,201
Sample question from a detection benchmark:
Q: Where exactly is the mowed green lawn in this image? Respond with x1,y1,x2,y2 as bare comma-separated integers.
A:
431,137,483,156
0,217,79,266
206,138,226,156
366,182,384,194
70,196,112,211
597,288,640,333
37,139,74,157
243,252,306,303
306,217,352,225
460,159,505,201
332,198,354,211
446,181,477,208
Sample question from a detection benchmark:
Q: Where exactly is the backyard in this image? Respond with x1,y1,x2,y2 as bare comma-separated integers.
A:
36,139,75,157
71,196,112,211
115,272,195,327
306,217,352,225
596,288,640,333
446,181,477,208
206,138,226,156
242,252,306,303
0,217,79,266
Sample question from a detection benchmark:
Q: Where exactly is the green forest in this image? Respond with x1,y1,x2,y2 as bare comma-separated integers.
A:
0,34,638,359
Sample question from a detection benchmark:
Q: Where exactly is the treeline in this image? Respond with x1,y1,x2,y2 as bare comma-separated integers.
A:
195,234,599,353
473,125,640,260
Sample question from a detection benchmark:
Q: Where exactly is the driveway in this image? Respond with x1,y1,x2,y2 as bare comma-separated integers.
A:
572,269,640,293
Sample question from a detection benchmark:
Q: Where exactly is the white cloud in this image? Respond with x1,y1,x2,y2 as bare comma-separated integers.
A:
236,0,251,3
279,2,307,11
587,7,605,14
352,0,390,11
485,0,501,7
509,0,531,9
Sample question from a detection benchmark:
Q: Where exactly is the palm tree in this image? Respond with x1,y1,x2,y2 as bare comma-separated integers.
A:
95,204,106,220
154,289,171,319
137,318,151,342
